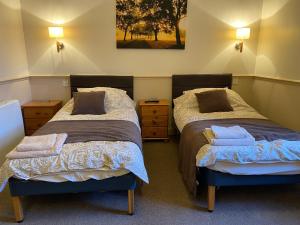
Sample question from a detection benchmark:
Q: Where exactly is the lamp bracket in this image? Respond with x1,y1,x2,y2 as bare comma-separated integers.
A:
56,41,64,53
235,41,244,53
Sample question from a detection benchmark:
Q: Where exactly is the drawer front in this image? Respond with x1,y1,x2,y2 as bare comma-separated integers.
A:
23,107,56,119
142,127,168,138
141,106,168,116
24,118,49,130
142,116,168,127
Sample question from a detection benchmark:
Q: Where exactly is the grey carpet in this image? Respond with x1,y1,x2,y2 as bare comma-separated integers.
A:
1,138,300,225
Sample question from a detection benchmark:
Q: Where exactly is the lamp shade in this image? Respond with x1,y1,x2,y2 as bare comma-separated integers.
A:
236,27,250,40
48,27,64,38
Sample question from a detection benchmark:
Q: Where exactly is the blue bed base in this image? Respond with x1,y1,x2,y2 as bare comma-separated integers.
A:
197,167,300,212
8,173,137,222
9,173,136,197
197,168,300,187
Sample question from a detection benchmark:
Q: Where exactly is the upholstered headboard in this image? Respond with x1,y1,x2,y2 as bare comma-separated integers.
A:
172,74,232,100
70,75,134,99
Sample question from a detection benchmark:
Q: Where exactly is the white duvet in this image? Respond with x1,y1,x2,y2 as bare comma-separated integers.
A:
197,140,300,167
0,94,149,192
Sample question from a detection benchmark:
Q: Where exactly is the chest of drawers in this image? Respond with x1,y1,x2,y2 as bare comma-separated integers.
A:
22,100,62,136
139,100,169,140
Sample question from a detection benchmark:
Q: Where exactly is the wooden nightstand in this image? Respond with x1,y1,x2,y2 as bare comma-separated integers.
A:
22,100,62,136
139,99,169,141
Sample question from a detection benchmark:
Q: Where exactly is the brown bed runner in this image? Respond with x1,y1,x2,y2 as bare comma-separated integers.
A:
34,120,142,150
179,118,300,195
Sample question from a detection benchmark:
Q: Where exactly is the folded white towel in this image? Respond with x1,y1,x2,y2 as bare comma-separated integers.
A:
6,133,67,159
204,128,255,146
211,125,247,139
17,134,57,152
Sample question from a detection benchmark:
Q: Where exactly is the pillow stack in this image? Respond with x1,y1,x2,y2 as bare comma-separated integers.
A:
77,87,135,112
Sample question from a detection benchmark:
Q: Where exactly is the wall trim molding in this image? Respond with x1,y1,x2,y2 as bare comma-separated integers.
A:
0,75,29,85
3,74,299,86
29,74,255,79
255,75,300,86
29,74,69,79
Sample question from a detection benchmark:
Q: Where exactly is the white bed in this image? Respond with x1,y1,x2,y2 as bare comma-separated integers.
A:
0,88,149,192
174,87,300,176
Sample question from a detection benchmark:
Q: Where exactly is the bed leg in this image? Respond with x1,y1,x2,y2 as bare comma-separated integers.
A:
128,189,134,215
11,196,24,223
208,186,215,212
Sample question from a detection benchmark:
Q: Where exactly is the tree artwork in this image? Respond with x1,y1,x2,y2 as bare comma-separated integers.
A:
116,0,188,49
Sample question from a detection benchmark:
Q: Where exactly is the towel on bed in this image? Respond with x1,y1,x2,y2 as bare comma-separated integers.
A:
16,134,57,152
211,125,248,139
204,128,255,146
6,133,67,159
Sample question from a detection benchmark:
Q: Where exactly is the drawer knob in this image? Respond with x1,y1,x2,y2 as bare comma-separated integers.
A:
153,110,157,114
152,120,157,125
153,132,157,136
36,112,41,115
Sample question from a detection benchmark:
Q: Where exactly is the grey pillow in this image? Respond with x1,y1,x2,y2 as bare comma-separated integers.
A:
71,91,106,115
195,90,233,113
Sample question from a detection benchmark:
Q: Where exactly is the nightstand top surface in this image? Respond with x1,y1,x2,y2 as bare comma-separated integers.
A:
139,99,169,106
22,100,62,108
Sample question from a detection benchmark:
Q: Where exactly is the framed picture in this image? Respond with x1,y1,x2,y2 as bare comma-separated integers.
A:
116,0,188,49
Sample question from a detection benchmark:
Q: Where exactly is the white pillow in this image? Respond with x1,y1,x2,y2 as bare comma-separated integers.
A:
77,87,135,111
78,87,126,94
174,88,249,110
183,88,225,95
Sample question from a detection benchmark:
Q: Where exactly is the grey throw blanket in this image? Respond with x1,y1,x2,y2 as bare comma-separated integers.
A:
34,120,142,150
179,118,300,195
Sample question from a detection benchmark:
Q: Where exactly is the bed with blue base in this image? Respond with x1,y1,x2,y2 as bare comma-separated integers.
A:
9,75,138,222
172,74,300,212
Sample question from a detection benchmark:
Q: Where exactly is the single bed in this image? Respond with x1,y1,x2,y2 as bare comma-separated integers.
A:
0,75,148,222
172,74,300,212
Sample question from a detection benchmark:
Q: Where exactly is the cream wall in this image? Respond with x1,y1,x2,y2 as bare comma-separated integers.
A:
3,0,299,131
255,0,300,79
0,0,31,104
19,0,269,131
20,0,263,125
0,78,32,105
20,0,263,76
253,0,300,131
251,78,300,131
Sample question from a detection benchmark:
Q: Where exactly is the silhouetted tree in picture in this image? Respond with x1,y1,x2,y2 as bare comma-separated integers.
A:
140,0,172,41
116,0,138,41
164,0,187,46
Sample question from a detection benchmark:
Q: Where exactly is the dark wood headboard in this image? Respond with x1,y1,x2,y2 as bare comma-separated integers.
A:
70,75,134,99
172,74,232,100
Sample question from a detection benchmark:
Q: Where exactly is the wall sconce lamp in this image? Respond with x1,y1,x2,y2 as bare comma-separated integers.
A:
235,27,251,53
48,27,64,53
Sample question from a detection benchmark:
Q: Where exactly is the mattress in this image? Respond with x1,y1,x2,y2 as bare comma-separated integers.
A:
208,161,300,175
30,169,130,182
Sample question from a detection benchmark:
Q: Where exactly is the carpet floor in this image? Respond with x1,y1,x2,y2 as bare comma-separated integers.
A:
1,138,300,225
